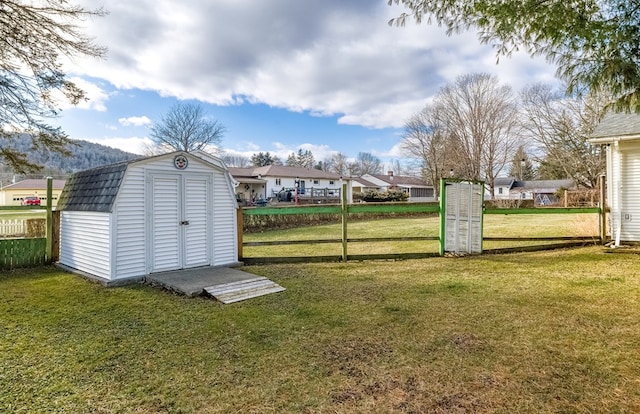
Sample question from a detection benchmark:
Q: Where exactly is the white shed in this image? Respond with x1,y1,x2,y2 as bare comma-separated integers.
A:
57,151,239,284
590,112,640,246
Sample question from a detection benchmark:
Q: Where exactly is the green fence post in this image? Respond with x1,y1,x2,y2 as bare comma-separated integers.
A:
439,178,446,256
341,183,348,261
44,177,53,264
46,177,53,263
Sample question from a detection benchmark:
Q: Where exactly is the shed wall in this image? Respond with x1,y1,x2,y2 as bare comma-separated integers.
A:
113,165,147,279
59,211,112,279
212,171,238,265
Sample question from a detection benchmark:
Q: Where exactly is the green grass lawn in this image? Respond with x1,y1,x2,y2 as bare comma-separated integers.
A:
2,246,639,413
243,213,601,257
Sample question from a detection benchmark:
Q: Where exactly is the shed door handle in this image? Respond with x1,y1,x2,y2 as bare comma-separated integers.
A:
180,220,190,225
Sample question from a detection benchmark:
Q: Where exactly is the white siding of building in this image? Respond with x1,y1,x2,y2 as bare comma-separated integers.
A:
618,142,640,241
113,166,147,279
212,171,238,265
60,211,112,279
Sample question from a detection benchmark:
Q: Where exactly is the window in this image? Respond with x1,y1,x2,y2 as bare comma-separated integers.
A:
498,188,503,194
275,179,281,186
313,179,319,185
329,180,335,185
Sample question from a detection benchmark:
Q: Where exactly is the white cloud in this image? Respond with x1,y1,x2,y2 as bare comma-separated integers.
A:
53,77,110,112
73,1,558,130
118,116,152,127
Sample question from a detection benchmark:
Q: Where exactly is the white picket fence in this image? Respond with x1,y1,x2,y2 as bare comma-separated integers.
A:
0,219,25,238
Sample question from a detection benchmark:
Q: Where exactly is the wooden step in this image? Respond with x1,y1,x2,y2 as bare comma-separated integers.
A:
204,277,285,304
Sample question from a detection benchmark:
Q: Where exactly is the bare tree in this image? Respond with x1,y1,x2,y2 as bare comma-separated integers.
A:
351,152,382,176
323,152,351,176
0,0,106,173
520,84,608,188
435,73,520,191
221,153,250,167
149,103,225,152
403,74,520,193
400,104,450,195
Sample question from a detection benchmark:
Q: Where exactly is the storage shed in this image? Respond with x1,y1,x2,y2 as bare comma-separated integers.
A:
57,151,239,284
590,112,640,246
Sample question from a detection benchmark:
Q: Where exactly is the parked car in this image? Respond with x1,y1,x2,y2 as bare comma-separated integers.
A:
21,196,41,206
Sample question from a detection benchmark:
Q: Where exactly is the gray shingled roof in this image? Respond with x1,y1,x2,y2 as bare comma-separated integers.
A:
591,112,640,139
56,161,131,212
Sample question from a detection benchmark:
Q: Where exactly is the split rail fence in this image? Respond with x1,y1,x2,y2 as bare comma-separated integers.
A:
239,183,605,264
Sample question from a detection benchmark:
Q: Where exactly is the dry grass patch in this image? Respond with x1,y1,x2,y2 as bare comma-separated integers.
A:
1,247,639,413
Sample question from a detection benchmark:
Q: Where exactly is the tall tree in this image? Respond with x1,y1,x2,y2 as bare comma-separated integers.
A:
221,153,250,167
0,0,106,173
323,152,351,176
149,103,225,152
435,73,520,191
507,145,536,180
285,149,315,168
353,152,382,175
388,0,640,112
250,151,274,167
520,83,607,188
400,104,450,195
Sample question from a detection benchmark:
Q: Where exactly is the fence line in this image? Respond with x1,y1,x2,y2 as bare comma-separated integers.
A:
240,201,604,263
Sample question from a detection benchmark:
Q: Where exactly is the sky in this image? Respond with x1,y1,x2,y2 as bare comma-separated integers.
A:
55,0,559,168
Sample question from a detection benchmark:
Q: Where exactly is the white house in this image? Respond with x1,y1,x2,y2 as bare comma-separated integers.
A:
590,111,640,245
493,177,576,205
228,165,349,204
57,151,239,284
352,172,436,202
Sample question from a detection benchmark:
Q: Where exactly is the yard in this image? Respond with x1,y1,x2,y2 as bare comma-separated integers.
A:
2,245,639,413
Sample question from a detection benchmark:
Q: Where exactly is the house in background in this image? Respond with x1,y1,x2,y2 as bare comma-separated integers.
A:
0,179,66,207
351,172,436,202
493,177,576,205
229,165,349,204
590,111,640,245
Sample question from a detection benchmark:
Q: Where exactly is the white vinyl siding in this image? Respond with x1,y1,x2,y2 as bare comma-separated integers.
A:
113,168,146,279
59,211,112,279
212,172,238,265
619,145,640,241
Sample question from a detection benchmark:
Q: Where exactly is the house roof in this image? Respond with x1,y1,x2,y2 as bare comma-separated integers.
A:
590,112,640,142
512,179,576,191
229,165,342,180
363,174,432,187
494,177,516,187
351,177,379,187
1,179,66,191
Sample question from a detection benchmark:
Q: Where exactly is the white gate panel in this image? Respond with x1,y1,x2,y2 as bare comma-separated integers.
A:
443,181,483,254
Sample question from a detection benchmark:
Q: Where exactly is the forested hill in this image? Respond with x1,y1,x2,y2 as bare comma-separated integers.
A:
0,135,139,176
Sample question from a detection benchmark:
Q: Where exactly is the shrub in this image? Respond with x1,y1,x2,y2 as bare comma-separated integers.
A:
361,189,409,202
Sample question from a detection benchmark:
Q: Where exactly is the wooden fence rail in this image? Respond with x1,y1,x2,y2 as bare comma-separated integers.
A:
240,182,605,264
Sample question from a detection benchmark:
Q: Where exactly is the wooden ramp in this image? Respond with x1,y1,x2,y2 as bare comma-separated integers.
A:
204,277,285,304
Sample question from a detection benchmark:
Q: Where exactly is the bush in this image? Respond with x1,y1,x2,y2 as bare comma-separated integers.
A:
361,189,409,202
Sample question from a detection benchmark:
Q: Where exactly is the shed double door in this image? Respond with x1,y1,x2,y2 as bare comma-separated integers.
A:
150,173,211,272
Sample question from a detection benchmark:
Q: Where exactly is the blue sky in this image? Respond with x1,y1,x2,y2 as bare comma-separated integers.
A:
56,0,558,168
